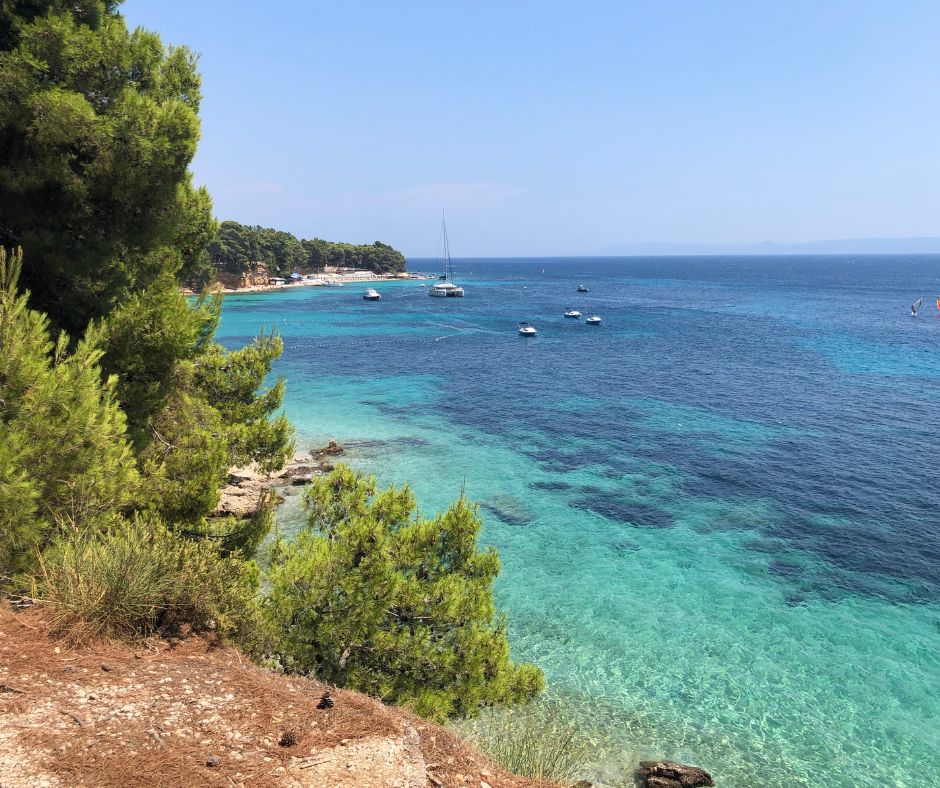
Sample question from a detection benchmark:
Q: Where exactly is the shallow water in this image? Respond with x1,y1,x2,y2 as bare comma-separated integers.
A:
217,256,940,786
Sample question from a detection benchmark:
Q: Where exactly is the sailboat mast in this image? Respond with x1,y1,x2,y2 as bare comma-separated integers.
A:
441,213,451,281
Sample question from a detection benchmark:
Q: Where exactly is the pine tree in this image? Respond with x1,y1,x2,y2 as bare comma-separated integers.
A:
0,1,215,337
0,248,137,576
265,465,544,722
1,1,294,534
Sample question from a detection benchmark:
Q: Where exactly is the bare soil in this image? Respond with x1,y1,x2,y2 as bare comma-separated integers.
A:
0,607,553,788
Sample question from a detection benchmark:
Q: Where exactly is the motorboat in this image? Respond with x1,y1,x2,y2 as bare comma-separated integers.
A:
577,285,588,292
518,321,537,336
428,215,465,297
564,308,581,319
363,288,381,300
586,315,602,325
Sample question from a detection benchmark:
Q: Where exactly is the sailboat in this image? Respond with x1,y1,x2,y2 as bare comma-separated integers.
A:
911,297,924,316
428,215,465,298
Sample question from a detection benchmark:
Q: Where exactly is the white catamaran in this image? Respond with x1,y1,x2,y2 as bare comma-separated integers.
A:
429,216,464,298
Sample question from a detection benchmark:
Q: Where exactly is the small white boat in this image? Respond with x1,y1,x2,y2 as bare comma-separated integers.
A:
577,285,588,292
564,308,581,319
518,321,537,337
586,315,602,325
363,288,381,301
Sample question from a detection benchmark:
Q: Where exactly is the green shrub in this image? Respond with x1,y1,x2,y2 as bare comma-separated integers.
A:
38,516,262,643
264,465,544,722
0,248,138,578
459,704,591,782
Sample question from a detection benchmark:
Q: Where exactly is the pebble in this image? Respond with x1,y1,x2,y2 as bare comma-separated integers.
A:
206,755,221,768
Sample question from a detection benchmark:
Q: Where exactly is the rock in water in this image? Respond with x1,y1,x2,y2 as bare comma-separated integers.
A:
636,760,715,788
315,440,344,458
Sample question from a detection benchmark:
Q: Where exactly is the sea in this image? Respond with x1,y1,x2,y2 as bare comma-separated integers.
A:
215,255,940,787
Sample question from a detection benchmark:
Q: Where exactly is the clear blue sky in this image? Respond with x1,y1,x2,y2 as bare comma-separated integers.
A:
122,1,940,256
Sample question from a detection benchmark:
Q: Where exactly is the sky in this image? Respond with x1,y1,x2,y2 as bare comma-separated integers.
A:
121,1,940,257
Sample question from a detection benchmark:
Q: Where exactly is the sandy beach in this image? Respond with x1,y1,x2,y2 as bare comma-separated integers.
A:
184,271,437,296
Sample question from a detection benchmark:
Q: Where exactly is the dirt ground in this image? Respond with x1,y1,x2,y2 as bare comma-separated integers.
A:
0,607,554,788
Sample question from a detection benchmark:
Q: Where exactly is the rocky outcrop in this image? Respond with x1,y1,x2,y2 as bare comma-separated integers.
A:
210,442,346,517
311,439,343,473
211,465,274,517
636,760,714,788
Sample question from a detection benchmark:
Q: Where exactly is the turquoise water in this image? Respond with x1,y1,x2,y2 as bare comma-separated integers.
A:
216,257,940,786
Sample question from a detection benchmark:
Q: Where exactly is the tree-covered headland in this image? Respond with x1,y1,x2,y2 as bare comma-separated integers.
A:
0,1,541,722
205,221,407,281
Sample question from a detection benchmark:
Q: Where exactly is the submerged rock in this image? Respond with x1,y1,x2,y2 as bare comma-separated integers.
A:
480,494,533,526
636,760,714,788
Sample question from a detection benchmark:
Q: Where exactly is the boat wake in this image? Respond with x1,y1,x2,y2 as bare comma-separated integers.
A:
426,320,500,342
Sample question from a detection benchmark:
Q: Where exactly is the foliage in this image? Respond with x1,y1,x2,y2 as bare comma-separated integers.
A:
459,704,591,783
136,387,229,523
264,465,544,722
130,331,294,525
0,3,292,510
207,220,407,278
98,273,219,444
0,0,216,337
0,248,137,577
186,502,277,562
100,272,293,525
191,329,293,473
302,237,406,275
37,514,263,642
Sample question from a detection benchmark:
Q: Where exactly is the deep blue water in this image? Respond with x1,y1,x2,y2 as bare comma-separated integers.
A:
217,256,940,786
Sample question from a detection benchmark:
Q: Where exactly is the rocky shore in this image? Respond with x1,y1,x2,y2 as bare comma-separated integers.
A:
210,440,346,518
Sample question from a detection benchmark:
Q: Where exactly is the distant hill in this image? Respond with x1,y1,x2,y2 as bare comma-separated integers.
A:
593,237,940,256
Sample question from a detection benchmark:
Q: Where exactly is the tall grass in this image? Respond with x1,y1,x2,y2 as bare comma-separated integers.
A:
460,703,591,783
37,517,261,643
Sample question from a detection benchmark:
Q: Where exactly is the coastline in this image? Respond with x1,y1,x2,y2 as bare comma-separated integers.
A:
183,271,438,297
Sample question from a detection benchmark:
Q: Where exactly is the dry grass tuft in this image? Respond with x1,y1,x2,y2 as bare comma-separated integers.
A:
459,703,591,783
